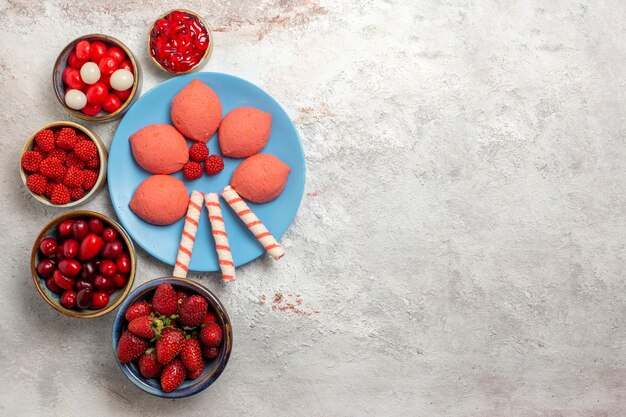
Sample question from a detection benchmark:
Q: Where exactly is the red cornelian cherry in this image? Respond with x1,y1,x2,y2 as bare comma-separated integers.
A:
114,88,131,101
65,69,85,90
118,59,133,74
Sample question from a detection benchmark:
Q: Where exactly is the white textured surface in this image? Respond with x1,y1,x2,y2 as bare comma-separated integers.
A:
1,1,625,416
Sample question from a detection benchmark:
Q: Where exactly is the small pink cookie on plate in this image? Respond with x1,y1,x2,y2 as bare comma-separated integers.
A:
171,79,222,142
218,107,272,158
130,124,188,174
130,175,189,225
231,154,290,203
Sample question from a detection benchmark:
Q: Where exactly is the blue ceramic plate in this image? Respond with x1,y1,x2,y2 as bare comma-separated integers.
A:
108,73,305,272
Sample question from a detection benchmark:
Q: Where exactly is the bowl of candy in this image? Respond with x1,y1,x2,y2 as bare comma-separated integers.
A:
148,9,213,74
53,34,142,122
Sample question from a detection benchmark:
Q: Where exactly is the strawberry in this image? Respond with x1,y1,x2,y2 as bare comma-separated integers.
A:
39,157,66,181
188,365,204,380
128,315,160,339
202,311,217,325
50,183,71,205
176,290,188,306
178,295,208,327
181,338,204,375
202,346,219,360
34,129,56,152
85,155,100,170
138,349,162,379
26,174,48,195
69,187,85,201
199,322,223,348
189,142,209,162
49,148,68,164
82,170,98,190
156,328,185,365
152,282,178,316
21,151,43,172
63,166,83,188
56,127,78,150
182,161,203,180
65,152,85,168
116,330,148,363
125,301,152,322
205,155,224,175
74,140,97,161
161,359,186,393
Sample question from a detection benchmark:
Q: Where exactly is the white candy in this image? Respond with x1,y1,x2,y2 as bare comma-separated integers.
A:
110,69,134,91
65,89,87,110
80,62,100,85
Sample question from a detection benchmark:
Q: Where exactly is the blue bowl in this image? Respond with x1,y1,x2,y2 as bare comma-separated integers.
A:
112,277,232,398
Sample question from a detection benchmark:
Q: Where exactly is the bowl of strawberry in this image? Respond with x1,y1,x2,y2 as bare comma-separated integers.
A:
53,34,141,122
21,121,107,207
31,211,136,319
112,278,232,398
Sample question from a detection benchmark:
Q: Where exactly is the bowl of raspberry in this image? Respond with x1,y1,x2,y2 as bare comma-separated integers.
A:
53,34,142,122
112,278,232,398
20,121,107,207
31,211,136,319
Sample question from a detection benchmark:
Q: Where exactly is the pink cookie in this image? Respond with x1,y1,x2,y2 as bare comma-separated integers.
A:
218,107,272,158
231,154,290,203
130,175,189,225
171,79,222,142
130,124,188,174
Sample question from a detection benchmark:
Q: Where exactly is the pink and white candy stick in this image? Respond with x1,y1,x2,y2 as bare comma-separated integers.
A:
221,185,285,260
204,193,236,281
173,190,204,278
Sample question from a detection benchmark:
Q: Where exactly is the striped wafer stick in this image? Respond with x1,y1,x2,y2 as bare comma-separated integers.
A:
221,185,285,260
173,190,204,277
204,193,236,281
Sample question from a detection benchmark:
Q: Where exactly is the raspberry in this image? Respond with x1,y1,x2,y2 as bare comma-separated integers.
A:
63,166,83,188
183,161,203,180
32,146,48,159
74,140,97,161
21,151,43,172
82,170,99,190
189,142,209,162
69,187,85,201
49,148,67,164
205,155,224,176
44,181,56,199
39,157,66,181
34,129,56,152
50,183,71,205
85,155,100,170
56,127,78,150
65,152,85,168
26,174,48,195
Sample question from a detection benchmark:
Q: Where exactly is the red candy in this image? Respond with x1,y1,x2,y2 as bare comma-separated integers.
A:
64,69,85,90
98,56,118,76
114,88,132,101
86,82,108,105
102,94,121,112
149,11,209,73
107,46,126,64
75,40,91,60
81,103,101,116
90,41,107,62
67,51,87,69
